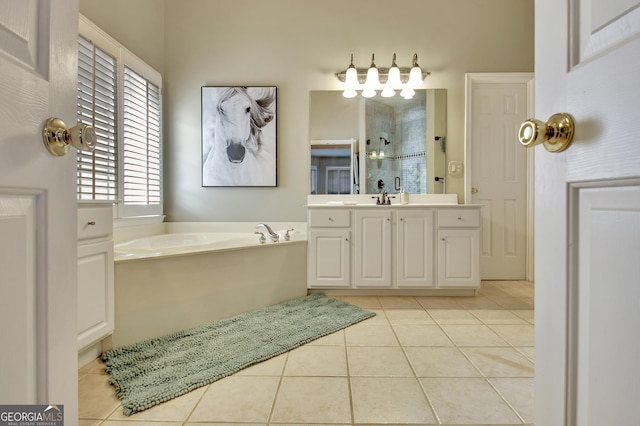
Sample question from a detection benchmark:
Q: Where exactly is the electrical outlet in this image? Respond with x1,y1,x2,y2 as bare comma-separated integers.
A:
448,161,463,176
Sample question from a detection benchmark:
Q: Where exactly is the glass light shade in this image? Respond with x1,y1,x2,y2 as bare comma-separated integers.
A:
342,89,357,98
400,87,415,99
380,88,395,97
370,150,377,159
344,66,359,88
365,65,380,87
379,150,385,158
361,88,376,98
408,66,423,86
386,65,402,87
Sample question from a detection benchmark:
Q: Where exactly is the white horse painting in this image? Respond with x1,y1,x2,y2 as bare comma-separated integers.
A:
202,86,276,186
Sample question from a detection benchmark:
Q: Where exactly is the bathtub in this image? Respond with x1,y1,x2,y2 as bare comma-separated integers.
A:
104,222,308,350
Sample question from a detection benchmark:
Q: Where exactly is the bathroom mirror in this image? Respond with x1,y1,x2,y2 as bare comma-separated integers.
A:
310,89,447,195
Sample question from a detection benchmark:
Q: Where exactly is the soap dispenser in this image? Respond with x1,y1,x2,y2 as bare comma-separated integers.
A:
400,187,409,205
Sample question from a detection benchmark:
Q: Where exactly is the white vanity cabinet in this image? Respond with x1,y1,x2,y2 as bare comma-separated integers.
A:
307,198,480,294
396,209,435,288
307,209,351,287
354,209,392,287
437,208,481,288
77,202,114,351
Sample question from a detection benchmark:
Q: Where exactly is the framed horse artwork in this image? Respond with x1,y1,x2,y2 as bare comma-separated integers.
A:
201,86,277,186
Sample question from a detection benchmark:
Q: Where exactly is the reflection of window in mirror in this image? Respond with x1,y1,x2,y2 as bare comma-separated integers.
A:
310,165,318,194
310,140,358,194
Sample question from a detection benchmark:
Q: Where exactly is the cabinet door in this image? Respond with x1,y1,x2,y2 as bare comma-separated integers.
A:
307,229,351,287
78,240,114,350
354,210,392,287
437,229,480,288
397,210,435,287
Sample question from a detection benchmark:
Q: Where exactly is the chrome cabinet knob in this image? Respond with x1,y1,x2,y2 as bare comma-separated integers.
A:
518,112,575,153
43,117,96,157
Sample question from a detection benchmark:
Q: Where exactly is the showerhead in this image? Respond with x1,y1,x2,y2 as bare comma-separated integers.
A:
380,137,391,145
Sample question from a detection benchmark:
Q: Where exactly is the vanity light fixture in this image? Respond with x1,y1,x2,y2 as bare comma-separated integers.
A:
336,53,429,98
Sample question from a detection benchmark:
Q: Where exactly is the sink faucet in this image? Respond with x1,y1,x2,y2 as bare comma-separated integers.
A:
372,191,394,205
256,223,279,242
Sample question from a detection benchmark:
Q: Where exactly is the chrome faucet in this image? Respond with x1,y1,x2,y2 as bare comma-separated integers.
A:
256,223,279,242
372,191,394,205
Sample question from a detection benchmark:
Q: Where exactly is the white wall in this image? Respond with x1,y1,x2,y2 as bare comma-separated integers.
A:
81,0,534,222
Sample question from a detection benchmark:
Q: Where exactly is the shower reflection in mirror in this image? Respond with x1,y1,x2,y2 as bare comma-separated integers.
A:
309,89,447,195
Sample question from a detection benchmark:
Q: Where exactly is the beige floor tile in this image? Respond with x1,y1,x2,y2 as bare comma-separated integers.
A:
489,296,534,310
378,296,422,309
385,308,435,325
270,377,351,423
78,373,120,419
421,377,522,424
79,420,102,426
393,324,454,347
512,309,535,323
416,296,463,309
79,357,108,375
440,325,508,347
108,385,207,421
335,295,382,309
516,346,535,363
489,377,534,423
235,352,287,376
356,309,389,325
284,345,347,376
188,376,279,423
489,324,535,346
346,323,399,346
351,377,437,424
427,309,482,324
306,329,345,346
469,309,528,324
348,346,414,377
462,347,534,377
455,296,504,310
102,422,183,426
404,347,481,378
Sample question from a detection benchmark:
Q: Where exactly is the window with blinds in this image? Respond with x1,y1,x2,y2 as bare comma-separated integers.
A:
76,35,118,201
77,15,163,219
122,67,161,207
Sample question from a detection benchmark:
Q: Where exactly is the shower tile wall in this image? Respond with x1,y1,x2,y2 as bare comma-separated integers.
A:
365,95,426,194
396,97,426,194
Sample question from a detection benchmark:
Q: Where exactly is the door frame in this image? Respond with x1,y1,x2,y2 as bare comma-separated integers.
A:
464,72,535,281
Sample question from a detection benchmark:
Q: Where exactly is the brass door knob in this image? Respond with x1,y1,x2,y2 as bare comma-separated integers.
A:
43,117,96,157
518,112,575,153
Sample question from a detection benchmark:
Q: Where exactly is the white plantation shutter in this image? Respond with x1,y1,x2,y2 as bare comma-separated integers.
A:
76,35,118,201
122,66,161,209
77,15,163,219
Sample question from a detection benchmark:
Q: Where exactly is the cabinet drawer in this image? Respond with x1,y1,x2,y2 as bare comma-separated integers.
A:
438,209,480,228
78,206,113,240
308,209,350,227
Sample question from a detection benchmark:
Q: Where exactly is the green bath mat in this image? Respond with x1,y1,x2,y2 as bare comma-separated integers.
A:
102,293,375,415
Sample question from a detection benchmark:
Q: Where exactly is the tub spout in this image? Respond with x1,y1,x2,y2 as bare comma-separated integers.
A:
256,223,280,242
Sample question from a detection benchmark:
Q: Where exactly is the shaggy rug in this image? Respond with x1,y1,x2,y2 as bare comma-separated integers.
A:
102,293,375,415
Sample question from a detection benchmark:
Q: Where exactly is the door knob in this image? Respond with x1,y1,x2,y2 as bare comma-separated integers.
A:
471,187,478,194
43,117,96,157
518,112,575,153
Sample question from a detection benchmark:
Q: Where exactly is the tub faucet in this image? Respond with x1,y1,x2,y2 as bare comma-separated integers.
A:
256,223,279,242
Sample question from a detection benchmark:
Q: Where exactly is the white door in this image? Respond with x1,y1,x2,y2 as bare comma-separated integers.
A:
466,73,533,280
534,0,640,425
0,0,79,419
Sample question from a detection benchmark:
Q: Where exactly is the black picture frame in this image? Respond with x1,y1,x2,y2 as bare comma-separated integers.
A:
202,86,277,187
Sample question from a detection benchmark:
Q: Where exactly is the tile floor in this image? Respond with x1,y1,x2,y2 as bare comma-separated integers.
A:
79,280,534,425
